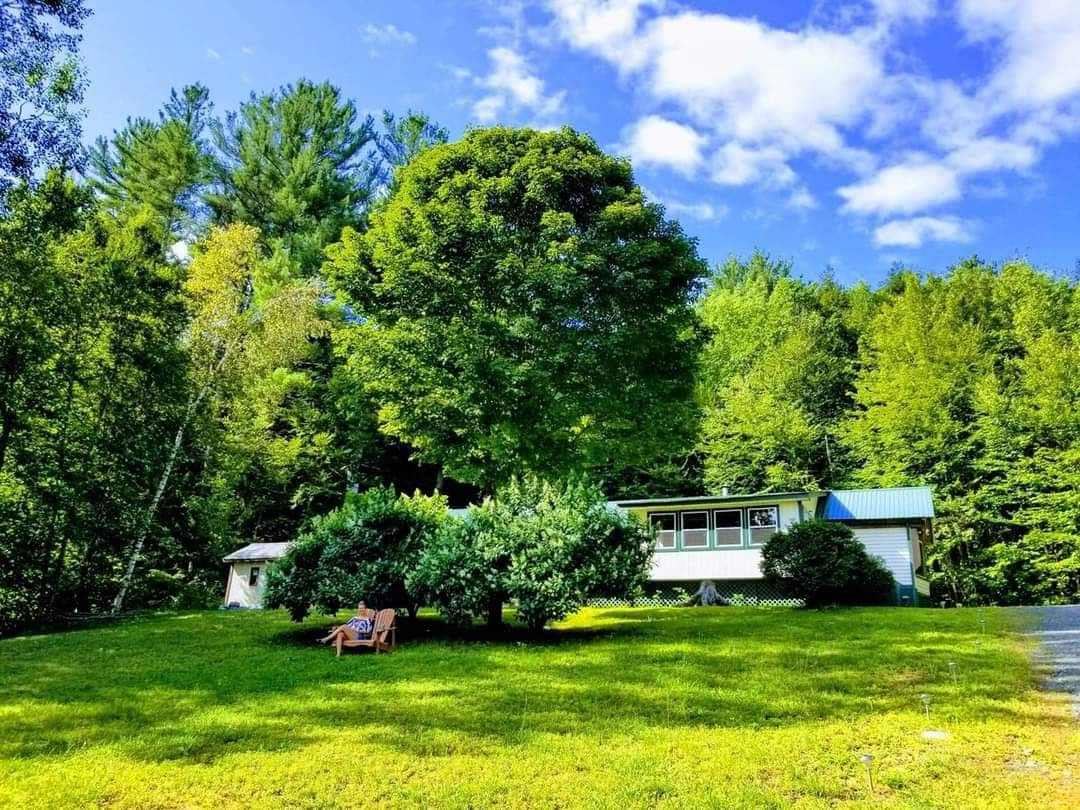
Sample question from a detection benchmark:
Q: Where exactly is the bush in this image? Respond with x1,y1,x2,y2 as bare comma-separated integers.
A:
761,519,896,608
410,476,653,631
264,487,447,622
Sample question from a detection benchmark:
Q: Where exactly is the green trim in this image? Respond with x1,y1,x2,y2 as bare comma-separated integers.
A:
746,505,779,547
648,506,780,551
711,508,744,550
617,491,824,509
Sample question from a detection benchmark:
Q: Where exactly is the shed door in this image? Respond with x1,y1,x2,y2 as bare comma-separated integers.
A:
851,527,913,586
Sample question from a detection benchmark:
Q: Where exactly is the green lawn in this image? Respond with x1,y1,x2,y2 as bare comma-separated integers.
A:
0,607,1076,809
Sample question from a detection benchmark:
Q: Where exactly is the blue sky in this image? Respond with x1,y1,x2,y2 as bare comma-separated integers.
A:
81,1,1080,285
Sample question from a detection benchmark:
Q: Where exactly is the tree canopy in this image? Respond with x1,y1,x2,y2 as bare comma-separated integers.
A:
326,126,704,491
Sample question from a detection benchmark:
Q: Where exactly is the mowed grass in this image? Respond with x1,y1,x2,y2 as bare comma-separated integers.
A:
0,607,1077,809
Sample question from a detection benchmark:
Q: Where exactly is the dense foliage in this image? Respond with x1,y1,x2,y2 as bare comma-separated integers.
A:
761,520,896,608
0,0,90,191
264,488,447,621
326,127,704,491
2,23,1079,630
412,477,653,631
696,255,1080,606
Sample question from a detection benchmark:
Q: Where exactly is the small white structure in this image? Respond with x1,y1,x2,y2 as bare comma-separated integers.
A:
222,542,290,608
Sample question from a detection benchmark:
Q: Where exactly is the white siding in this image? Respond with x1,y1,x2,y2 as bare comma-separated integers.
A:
651,548,764,581
224,562,268,608
852,527,913,586
644,499,808,582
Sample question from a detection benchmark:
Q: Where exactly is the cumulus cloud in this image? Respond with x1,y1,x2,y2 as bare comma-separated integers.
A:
472,47,565,123
839,160,960,215
621,115,706,175
956,0,1080,110
710,142,795,187
873,216,975,247
541,0,1080,245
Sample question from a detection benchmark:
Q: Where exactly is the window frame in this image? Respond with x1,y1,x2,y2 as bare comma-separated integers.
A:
679,510,710,550
248,566,260,587
747,506,780,547
712,508,744,547
648,512,677,551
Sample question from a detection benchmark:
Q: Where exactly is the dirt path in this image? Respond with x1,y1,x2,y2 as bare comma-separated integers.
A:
1022,605,1080,720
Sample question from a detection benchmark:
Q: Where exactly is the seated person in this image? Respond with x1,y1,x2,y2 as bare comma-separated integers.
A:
318,601,375,644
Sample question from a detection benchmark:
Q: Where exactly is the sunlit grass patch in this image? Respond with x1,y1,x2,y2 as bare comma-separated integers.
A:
0,606,1076,808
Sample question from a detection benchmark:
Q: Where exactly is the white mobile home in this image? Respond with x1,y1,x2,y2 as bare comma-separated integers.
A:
222,542,291,608
611,487,934,605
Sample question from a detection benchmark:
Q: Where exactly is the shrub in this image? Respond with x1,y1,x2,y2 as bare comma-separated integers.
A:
761,519,896,608
410,475,653,631
265,487,448,621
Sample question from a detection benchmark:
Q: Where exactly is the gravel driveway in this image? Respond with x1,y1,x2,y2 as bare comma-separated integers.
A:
1022,605,1080,719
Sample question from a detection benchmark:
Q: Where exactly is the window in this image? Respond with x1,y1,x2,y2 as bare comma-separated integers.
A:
650,513,676,550
748,507,778,546
713,509,743,546
248,566,260,587
681,511,708,548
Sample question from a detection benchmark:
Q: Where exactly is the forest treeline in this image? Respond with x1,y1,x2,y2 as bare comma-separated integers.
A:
1,2,1078,631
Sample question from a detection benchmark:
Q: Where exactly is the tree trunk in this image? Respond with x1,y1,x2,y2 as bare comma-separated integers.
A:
0,404,13,473
486,594,503,631
111,332,237,614
110,411,189,613
37,318,85,608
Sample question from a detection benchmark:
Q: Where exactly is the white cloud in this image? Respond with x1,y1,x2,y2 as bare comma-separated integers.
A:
241,45,255,56
787,187,817,210
620,115,705,175
544,0,1080,244
663,199,727,222
947,136,1037,173
205,47,221,61
472,47,565,123
873,216,974,247
839,136,1038,216
641,13,881,156
838,159,960,215
360,23,417,47
957,0,1080,109
547,0,660,69
872,0,936,23
709,142,795,187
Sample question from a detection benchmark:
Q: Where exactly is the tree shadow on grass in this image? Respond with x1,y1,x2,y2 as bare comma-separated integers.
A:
0,607,1068,766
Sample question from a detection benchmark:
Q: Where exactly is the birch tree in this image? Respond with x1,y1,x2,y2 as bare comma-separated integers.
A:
112,223,326,611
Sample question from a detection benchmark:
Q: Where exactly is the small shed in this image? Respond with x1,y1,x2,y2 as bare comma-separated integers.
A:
222,542,291,608
819,487,935,605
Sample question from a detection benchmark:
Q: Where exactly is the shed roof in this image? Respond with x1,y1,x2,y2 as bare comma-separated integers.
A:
819,487,934,521
223,542,291,562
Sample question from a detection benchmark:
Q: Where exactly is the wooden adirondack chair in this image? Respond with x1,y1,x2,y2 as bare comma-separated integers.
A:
336,608,397,656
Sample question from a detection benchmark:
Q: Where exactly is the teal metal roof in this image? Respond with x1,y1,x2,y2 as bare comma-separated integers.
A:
820,487,934,521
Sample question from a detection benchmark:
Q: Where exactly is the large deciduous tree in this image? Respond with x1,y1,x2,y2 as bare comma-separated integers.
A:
326,126,704,491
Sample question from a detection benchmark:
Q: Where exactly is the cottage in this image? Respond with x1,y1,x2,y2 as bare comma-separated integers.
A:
222,542,291,608
222,486,934,609
611,486,934,605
